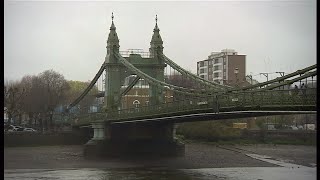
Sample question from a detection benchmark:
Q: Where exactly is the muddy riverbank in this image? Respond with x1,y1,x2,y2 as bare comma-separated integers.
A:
4,143,316,170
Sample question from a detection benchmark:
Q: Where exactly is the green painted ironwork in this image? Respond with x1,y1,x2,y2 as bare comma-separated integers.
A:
115,52,210,96
162,54,232,90
65,15,317,127
259,70,317,91
67,62,106,110
72,88,316,126
120,75,141,96
227,64,317,92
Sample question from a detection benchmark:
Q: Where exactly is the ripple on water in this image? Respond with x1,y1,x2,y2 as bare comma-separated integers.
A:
4,166,316,180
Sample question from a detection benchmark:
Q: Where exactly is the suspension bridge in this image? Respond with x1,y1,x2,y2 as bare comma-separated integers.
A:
64,14,317,157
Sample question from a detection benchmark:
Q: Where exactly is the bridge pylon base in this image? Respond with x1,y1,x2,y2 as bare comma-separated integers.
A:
83,139,185,158
83,122,185,158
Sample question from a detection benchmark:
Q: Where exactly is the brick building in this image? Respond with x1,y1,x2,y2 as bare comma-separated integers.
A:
121,75,173,109
197,49,249,87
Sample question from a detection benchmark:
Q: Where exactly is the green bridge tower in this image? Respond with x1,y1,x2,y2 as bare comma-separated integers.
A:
84,14,184,158
104,14,165,112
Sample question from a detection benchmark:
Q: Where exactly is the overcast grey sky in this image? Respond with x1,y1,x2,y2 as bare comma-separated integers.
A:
4,0,316,83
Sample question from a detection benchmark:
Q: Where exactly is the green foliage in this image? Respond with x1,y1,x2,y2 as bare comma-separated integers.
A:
255,119,265,129
67,80,98,97
177,121,242,141
264,138,316,146
177,119,316,146
66,80,99,113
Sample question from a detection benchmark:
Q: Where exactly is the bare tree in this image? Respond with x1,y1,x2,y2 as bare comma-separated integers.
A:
4,80,25,125
19,75,46,127
37,70,70,131
166,73,198,101
6,70,100,131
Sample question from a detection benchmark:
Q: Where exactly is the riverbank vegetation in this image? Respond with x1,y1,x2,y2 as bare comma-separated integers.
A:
4,70,98,131
176,120,316,146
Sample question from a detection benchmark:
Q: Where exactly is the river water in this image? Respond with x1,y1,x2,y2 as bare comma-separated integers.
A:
4,154,316,180
4,166,316,180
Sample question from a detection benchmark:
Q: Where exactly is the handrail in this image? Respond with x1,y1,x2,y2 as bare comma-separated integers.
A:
227,64,317,92
72,88,316,125
261,70,317,91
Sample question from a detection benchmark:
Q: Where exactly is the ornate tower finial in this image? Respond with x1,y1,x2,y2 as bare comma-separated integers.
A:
110,12,116,30
107,12,119,55
150,14,163,57
154,15,159,31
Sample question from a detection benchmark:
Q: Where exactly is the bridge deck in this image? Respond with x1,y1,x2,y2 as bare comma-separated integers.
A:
71,88,316,126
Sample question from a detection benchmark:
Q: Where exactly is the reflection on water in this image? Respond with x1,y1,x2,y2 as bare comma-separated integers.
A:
4,166,316,180
183,166,316,180
4,168,194,180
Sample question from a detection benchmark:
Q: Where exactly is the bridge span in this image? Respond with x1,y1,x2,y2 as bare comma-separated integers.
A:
63,14,316,158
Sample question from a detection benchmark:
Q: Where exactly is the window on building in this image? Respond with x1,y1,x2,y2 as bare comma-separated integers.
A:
204,61,208,66
200,75,205,78
214,66,220,71
204,68,208,73
214,59,219,64
200,69,204,73
214,72,219,78
133,100,140,108
200,61,204,67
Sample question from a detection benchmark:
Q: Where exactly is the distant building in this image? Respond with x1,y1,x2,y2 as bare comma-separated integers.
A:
197,49,248,87
121,75,173,109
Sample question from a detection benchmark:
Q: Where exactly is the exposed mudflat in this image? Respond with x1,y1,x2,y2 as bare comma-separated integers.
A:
4,143,316,169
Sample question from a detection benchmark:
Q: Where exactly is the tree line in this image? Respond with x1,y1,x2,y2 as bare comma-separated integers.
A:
4,69,98,131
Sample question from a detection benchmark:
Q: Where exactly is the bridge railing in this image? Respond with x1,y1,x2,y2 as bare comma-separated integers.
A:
218,88,316,107
119,50,150,58
72,88,316,125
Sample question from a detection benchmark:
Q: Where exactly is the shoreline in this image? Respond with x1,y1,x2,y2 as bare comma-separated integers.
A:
4,142,316,170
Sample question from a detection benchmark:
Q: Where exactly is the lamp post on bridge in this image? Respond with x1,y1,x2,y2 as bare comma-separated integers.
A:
218,78,227,85
246,75,253,85
234,68,240,120
234,67,239,88
276,72,285,77
276,71,285,90
260,73,269,82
